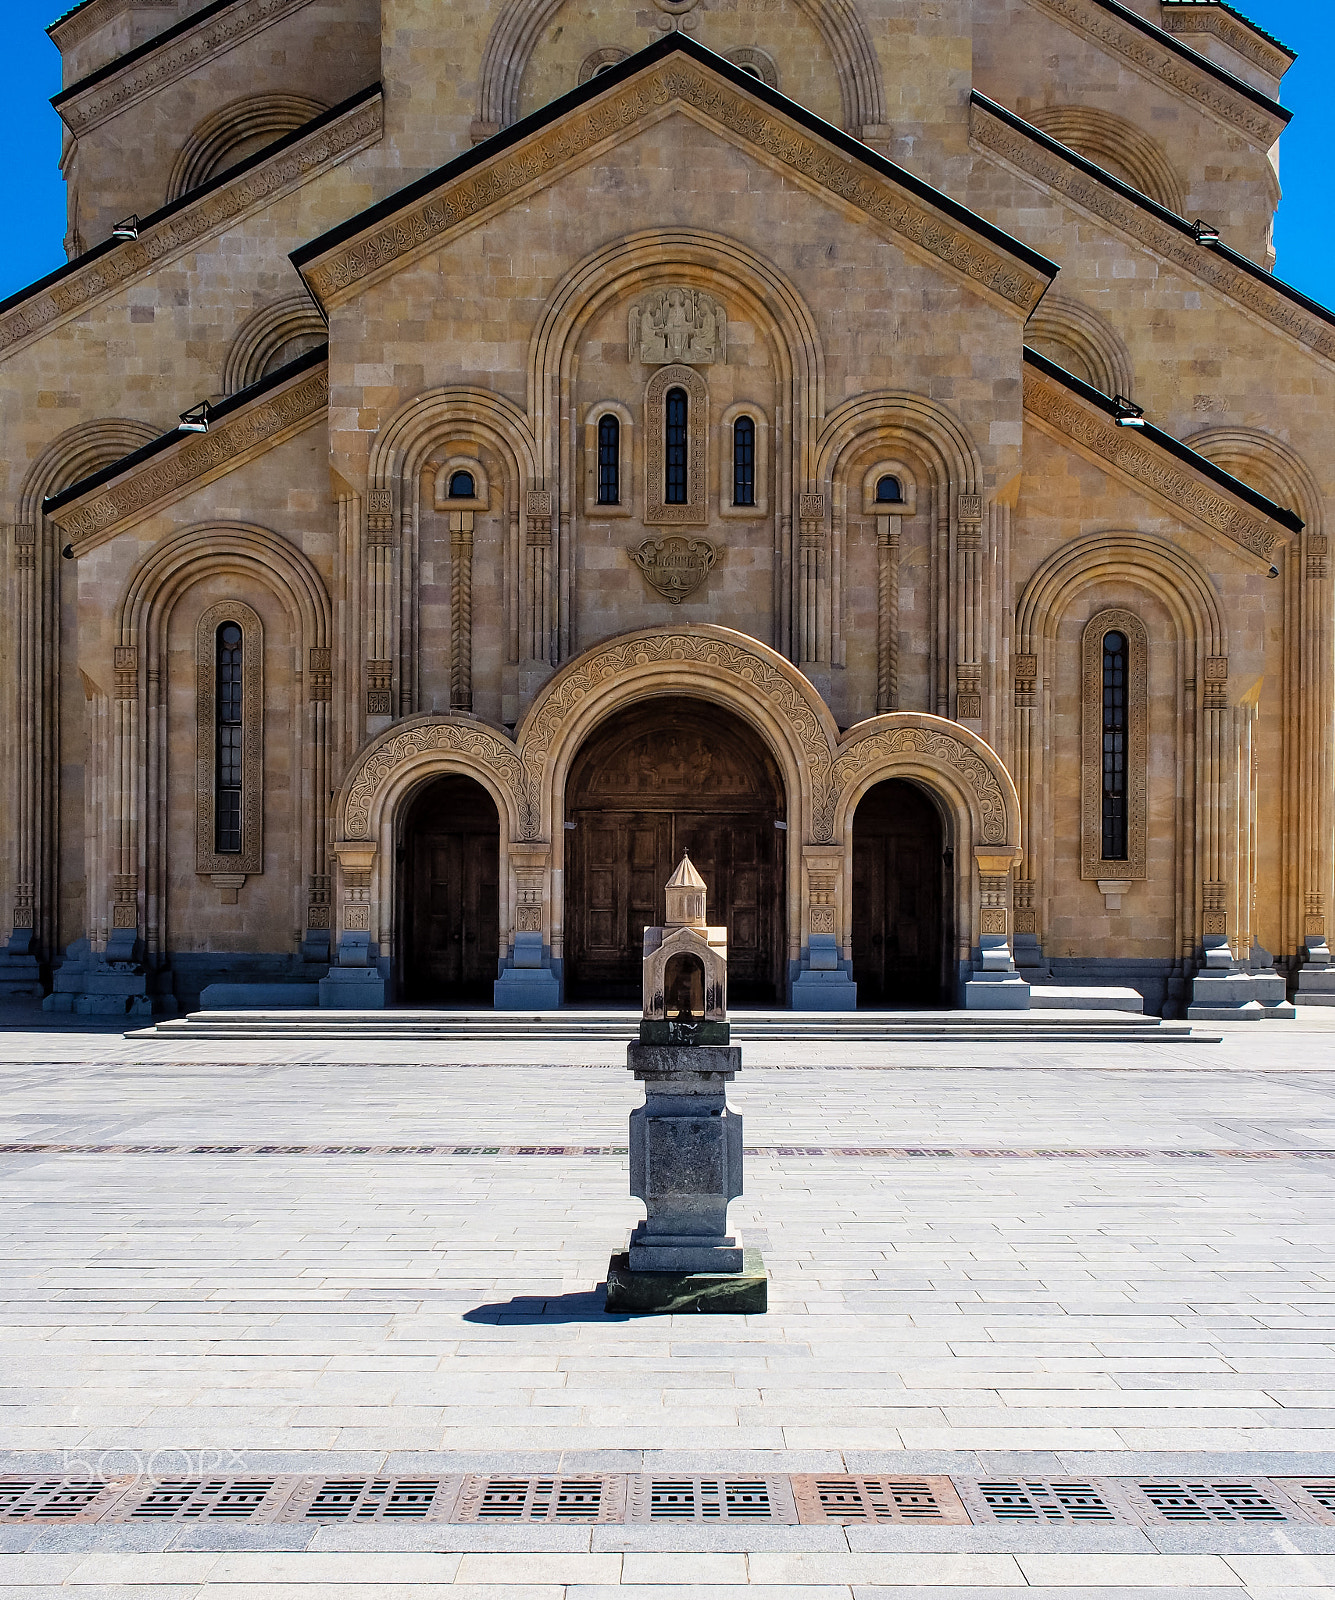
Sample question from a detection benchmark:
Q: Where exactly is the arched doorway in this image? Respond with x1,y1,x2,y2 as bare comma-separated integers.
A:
399,775,500,1002
852,779,949,1007
565,697,786,1003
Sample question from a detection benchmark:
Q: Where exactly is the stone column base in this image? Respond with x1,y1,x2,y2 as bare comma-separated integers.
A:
604,1248,767,1314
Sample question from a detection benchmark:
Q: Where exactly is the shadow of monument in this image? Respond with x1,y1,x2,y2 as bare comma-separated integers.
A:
462,1286,630,1323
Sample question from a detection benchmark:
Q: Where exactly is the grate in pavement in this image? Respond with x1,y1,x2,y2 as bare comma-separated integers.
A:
1279,1481,1335,1522
279,1477,461,1522
960,1478,1129,1524
105,1479,293,1522
0,1478,134,1522
1128,1479,1307,1523
628,1476,798,1522
453,1475,625,1523
791,1475,969,1524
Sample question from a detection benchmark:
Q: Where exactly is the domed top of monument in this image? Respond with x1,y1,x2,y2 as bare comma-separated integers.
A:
665,853,707,928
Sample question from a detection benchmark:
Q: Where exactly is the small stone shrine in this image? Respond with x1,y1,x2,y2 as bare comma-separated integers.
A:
604,855,767,1314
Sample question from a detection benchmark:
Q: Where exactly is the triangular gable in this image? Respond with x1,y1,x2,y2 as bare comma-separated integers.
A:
1023,348,1301,566
46,345,328,556
293,34,1057,318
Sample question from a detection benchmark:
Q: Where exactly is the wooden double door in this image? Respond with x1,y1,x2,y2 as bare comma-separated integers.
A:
851,779,948,1007
400,776,500,1003
565,699,785,1003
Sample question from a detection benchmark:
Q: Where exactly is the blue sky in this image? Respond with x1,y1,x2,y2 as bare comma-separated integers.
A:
0,0,1329,307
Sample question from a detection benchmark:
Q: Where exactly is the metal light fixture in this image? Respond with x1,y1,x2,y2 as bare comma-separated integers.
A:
1112,395,1146,428
178,401,212,434
1191,219,1221,245
111,215,140,240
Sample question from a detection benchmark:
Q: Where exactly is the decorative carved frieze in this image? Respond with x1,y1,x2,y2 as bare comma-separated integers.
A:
628,535,718,604
301,64,1050,314
56,0,325,134
112,872,138,929
113,645,138,700
365,488,394,542
307,647,332,701
1203,654,1229,710
1159,3,1294,80
807,870,837,936
342,721,533,838
1024,0,1286,143
972,103,1335,368
365,660,392,717
1202,877,1227,937
0,97,380,360
1023,366,1282,561
11,523,36,570
1308,535,1329,581
51,368,328,551
830,726,1010,844
630,287,727,365
957,492,983,523
525,490,553,544
956,664,982,722
1013,652,1038,708
514,865,546,932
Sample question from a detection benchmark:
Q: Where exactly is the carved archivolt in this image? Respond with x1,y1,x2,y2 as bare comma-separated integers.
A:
222,293,328,394
342,719,532,839
167,92,328,201
1080,607,1148,880
1029,105,1186,216
829,717,1018,847
1026,293,1134,400
195,601,264,876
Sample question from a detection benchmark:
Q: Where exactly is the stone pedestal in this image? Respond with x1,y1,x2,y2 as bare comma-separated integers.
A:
319,930,386,1008
1296,937,1335,1008
964,934,1031,1010
0,929,43,999
42,933,159,1016
493,932,560,1008
1188,936,1295,1020
790,933,857,1010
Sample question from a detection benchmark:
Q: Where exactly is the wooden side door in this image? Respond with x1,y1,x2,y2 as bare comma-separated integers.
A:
852,781,944,1007
403,779,499,1002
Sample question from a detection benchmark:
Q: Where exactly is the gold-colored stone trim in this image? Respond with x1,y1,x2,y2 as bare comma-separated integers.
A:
301,64,1048,314
51,368,328,552
1025,0,1285,143
1080,607,1148,881
1023,366,1281,562
0,96,380,361
972,103,1335,368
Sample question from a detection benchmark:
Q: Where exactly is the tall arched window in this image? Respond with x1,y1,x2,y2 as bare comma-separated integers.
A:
597,413,620,505
1101,629,1128,861
665,387,688,505
215,622,244,854
732,415,755,507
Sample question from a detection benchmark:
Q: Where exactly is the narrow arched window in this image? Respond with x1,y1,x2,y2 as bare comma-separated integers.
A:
597,413,620,504
215,622,244,855
876,474,903,504
448,469,475,499
1101,629,1128,861
732,415,755,507
665,387,688,505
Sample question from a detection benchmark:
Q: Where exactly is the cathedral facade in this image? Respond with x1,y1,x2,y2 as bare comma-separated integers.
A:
3,0,1330,1016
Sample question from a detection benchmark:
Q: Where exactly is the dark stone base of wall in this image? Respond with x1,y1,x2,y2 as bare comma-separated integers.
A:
163,953,330,1015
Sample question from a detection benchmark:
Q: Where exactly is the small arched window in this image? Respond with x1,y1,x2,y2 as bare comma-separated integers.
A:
665,387,688,505
597,414,620,505
732,415,756,507
448,469,476,500
1101,630,1128,861
875,474,903,504
215,622,244,855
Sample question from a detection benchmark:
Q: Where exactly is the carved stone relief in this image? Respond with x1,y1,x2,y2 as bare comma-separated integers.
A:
342,721,532,839
829,726,1011,846
630,287,726,365
628,535,718,603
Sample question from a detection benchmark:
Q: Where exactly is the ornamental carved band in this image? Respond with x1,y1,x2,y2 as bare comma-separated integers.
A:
828,727,1009,845
303,65,1047,313
343,722,533,838
1081,607,1148,881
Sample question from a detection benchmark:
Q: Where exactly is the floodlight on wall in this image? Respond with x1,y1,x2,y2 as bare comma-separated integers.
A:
1191,219,1221,245
178,401,212,434
111,215,140,240
1112,395,1146,428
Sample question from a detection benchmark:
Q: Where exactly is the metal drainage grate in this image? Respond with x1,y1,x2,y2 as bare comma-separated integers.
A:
105,1479,292,1522
1130,1479,1304,1523
962,1479,1127,1524
791,1475,969,1524
629,1476,797,1523
454,1475,626,1523
280,1478,461,1522
1281,1480,1335,1523
0,1479,133,1523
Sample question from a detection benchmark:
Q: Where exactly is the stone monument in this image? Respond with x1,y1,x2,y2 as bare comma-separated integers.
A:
604,855,767,1314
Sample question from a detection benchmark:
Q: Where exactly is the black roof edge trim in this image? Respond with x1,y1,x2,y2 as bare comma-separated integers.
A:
55,0,249,102
1088,0,1291,120
1023,346,1303,534
974,93,1335,336
44,341,328,517
1159,1,1295,63
292,32,1058,282
0,85,377,322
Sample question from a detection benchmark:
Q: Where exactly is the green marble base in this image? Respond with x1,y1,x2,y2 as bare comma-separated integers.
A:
603,1249,767,1314
638,1019,731,1046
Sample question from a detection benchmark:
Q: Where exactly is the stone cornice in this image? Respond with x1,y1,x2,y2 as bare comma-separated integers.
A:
1023,357,1292,564
0,90,379,364
1024,0,1288,145
48,0,176,56
49,360,328,553
54,0,320,135
1159,3,1294,79
295,37,1055,316
971,99,1335,370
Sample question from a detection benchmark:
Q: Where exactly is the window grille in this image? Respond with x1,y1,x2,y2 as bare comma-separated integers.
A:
1101,630,1128,860
597,414,620,504
733,415,755,506
665,387,688,505
215,622,243,854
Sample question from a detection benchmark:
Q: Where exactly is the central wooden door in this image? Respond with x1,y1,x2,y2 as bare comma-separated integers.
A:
852,779,947,1007
565,699,784,1003
401,775,499,1002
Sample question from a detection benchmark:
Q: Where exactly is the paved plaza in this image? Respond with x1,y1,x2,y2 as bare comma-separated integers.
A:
3,1010,1335,1595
